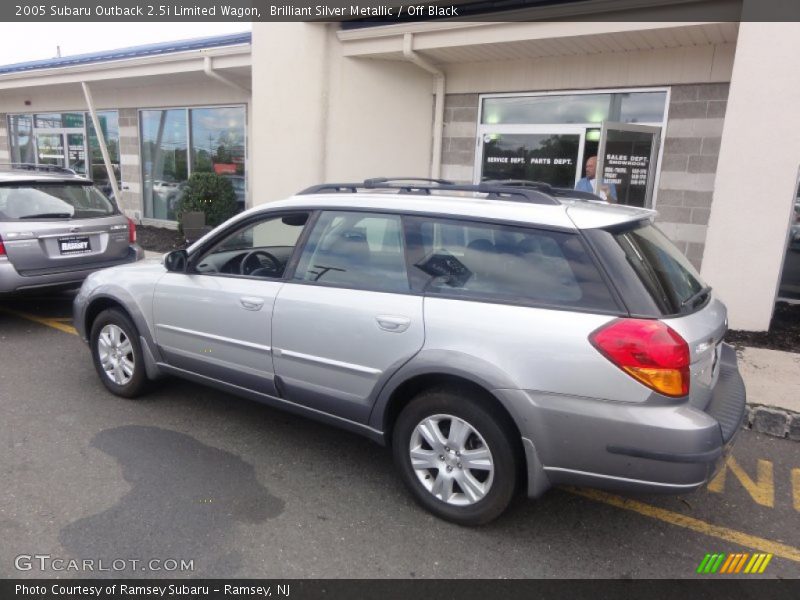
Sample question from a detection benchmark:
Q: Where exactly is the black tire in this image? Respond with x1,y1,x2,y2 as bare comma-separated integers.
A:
90,308,150,399
393,388,519,525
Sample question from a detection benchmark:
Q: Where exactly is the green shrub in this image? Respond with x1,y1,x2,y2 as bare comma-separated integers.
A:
177,172,237,230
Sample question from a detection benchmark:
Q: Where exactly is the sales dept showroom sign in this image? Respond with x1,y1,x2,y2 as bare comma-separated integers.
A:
9,2,462,20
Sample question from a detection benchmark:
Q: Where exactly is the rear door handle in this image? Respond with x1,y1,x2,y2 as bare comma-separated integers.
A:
376,315,411,333
240,296,265,311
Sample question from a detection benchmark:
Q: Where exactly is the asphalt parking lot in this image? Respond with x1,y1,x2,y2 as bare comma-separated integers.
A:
1,292,798,579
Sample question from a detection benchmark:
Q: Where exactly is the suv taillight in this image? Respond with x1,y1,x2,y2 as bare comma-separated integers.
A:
589,319,690,397
127,218,136,243
0,235,5,256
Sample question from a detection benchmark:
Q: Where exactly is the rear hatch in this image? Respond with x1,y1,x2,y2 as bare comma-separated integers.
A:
609,223,727,403
0,181,132,274
583,217,745,440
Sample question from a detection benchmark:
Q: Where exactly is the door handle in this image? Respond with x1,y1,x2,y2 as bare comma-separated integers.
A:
376,315,411,333
240,296,265,311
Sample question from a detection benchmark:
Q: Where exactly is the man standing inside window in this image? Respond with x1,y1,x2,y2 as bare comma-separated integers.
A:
575,155,617,203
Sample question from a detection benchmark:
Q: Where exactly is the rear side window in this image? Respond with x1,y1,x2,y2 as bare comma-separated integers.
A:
0,184,117,221
613,223,708,314
407,217,618,312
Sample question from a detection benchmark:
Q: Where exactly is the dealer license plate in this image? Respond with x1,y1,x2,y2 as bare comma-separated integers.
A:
58,236,91,255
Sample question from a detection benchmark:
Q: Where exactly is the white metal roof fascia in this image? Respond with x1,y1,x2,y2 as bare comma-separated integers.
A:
0,44,251,90
338,20,716,57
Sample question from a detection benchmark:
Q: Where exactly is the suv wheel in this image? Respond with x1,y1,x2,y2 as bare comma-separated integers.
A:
393,389,518,525
90,309,150,398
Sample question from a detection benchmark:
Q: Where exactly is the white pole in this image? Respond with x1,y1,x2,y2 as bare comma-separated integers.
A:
81,81,121,206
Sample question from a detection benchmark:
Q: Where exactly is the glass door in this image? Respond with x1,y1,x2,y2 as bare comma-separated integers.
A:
35,132,65,167
66,132,87,175
475,125,586,188
34,129,87,174
596,122,661,207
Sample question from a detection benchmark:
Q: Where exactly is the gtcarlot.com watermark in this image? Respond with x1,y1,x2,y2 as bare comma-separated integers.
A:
15,553,194,573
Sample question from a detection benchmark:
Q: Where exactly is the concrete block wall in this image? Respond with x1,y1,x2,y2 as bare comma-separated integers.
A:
0,113,10,163
441,94,479,183
654,83,730,269
117,108,142,217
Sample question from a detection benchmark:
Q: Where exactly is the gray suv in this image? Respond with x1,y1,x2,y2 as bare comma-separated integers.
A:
73,179,746,524
0,164,143,294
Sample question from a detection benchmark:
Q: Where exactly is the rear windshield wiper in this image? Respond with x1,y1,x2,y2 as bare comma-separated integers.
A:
18,213,73,219
681,285,712,309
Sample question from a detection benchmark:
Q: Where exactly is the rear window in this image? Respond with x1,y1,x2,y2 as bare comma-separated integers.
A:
613,223,709,314
408,217,618,312
0,184,118,221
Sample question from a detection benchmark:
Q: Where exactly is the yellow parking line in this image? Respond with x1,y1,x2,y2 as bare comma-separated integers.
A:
566,487,800,563
0,307,78,336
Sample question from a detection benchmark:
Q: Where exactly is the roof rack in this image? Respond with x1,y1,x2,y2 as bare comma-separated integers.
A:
299,178,560,205
0,163,79,176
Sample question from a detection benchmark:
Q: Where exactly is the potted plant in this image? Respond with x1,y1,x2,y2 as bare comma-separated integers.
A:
177,172,238,242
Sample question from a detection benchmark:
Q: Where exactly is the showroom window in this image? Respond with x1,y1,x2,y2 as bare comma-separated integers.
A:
6,111,120,198
476,89,668,208
140,106,246,221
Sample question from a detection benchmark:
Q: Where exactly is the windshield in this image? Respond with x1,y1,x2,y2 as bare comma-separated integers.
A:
0,183,118,221
614,223,708,314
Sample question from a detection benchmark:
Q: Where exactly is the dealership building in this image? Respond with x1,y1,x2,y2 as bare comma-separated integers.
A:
0,0,798,330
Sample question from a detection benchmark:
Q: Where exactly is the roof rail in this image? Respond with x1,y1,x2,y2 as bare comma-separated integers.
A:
0,163,79,176
298,178,560,205
484,179,606,203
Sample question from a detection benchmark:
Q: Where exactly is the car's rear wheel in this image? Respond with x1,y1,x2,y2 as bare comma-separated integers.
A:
393,389,518,525
90,308,150,398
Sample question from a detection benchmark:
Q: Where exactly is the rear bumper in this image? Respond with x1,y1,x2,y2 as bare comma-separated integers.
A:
505,343,747,497
0,244,143,293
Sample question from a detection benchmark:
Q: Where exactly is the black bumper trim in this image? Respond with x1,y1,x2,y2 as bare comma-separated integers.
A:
606,444,723,464
706,343,748,443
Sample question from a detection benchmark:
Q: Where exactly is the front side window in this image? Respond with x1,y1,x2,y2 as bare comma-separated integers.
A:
193,213,309,279
0,184,118,221
293,211,409,292
407,217,617,311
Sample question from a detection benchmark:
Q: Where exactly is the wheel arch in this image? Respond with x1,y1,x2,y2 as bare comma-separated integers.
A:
84,293,163,380
381,373,523,445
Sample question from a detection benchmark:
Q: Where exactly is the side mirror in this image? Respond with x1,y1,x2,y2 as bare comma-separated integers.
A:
164,249,189,273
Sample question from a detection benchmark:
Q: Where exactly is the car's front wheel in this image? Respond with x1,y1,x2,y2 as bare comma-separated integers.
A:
393,389,518,525
90,308,150,398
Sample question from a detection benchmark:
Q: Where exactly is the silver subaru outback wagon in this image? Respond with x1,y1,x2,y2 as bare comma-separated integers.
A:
73,179,746,525
0,164,143,294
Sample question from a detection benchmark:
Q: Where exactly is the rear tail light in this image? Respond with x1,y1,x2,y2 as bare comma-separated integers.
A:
127,217,137,243
0,235,5,256
589,318,690,397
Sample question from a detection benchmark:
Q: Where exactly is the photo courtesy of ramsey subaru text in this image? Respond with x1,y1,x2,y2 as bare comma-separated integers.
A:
0,164,142,294
73,178,746,525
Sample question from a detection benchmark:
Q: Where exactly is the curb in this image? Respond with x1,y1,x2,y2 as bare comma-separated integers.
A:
743,404,800,441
